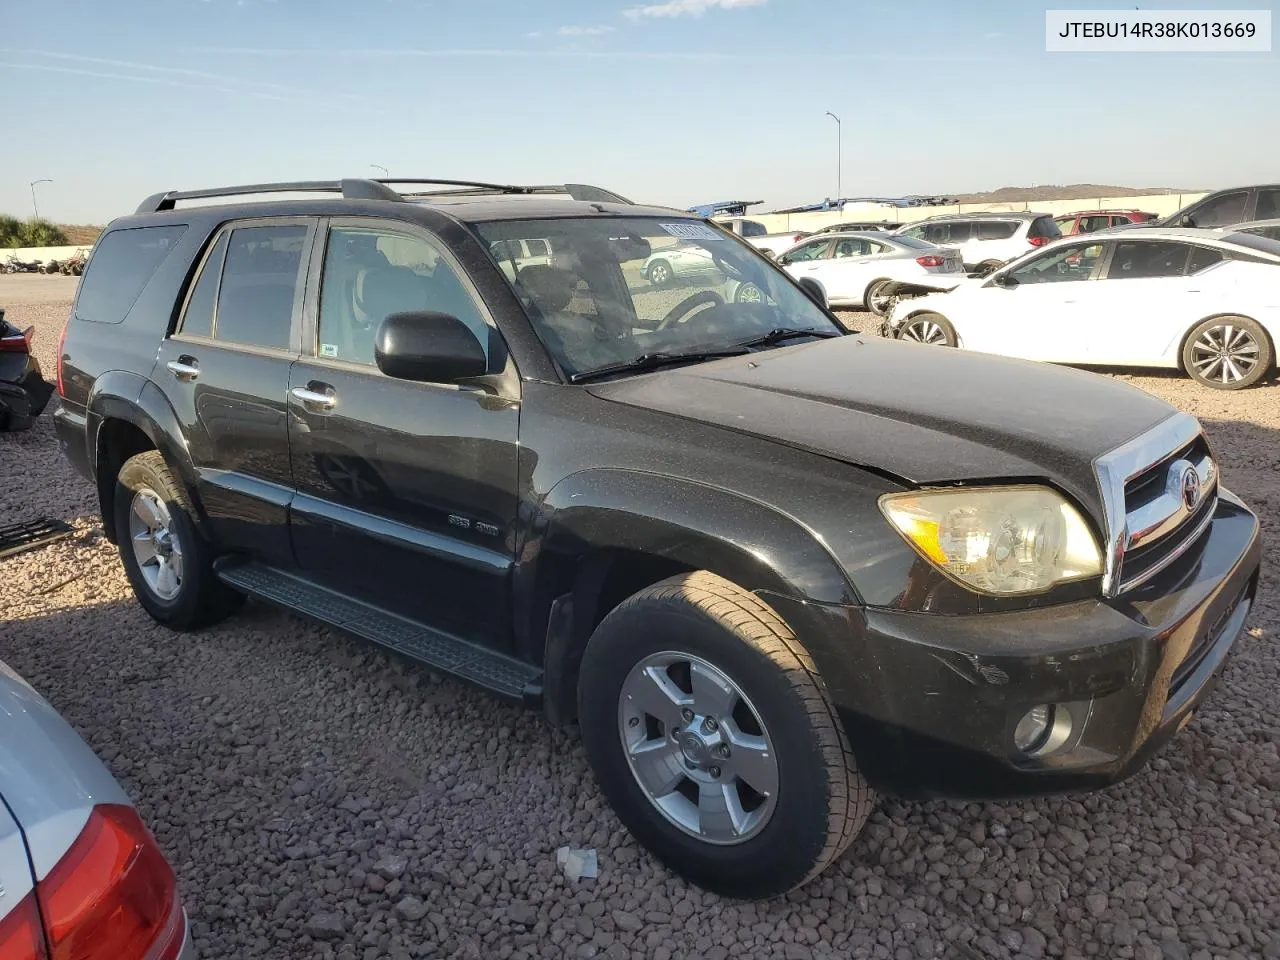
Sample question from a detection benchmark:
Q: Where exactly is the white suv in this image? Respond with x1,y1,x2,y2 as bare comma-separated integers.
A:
894,212,1061,273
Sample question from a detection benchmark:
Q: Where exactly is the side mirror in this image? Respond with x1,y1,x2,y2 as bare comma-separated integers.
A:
375,311,488,384
990,272,1017,287
797,278,827,309
1179,214,1196,228
776,254,791,265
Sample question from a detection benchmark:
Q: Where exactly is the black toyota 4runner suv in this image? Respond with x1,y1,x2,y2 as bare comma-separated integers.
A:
55,178,1262,899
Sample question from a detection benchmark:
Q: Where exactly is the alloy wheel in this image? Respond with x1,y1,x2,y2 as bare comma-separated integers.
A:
128,488,184,601
1191,323,1260,384
617,652,779,845
901,317,950,345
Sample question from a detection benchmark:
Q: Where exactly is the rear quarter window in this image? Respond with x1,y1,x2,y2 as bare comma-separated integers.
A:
75,225,188,324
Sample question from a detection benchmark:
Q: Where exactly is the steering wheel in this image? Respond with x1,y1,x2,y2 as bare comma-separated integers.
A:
657,290,725,330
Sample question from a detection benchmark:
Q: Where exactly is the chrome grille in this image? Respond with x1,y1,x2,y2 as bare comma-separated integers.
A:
1093,413,1219,597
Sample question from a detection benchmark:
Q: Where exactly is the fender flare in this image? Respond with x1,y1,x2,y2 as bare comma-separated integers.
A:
86,372,209,542
517,468,861,724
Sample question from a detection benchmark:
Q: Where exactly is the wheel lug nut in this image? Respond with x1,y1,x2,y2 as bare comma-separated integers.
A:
709,766,721,778
628,717,639,728
717,745,730,759
681,708,695,722
703,717,718,732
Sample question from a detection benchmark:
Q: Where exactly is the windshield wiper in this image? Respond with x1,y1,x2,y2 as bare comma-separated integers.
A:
734,327,843,349
568,348,749,384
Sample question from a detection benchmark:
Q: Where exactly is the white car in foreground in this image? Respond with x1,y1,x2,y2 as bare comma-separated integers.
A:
884,227,1280,389
775,232,963,313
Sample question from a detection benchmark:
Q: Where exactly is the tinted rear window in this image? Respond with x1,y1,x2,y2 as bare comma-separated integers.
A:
1029,216,1062,239
75,225,188,324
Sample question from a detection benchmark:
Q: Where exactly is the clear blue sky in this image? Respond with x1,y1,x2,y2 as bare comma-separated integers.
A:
2,0,1277,224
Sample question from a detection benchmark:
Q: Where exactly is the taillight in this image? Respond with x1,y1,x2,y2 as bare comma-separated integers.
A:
56,318,70,397
0,327,33,353
37,805,184,960
0,893,47,960
915,255,945,267
1028,236,1050,247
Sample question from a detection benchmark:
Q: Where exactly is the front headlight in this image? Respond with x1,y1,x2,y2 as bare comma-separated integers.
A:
878,485,1102,596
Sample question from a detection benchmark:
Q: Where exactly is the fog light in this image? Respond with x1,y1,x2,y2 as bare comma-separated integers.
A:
1013,704,1054,753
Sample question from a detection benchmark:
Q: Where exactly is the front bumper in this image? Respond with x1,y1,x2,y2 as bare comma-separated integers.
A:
777,489,1262,800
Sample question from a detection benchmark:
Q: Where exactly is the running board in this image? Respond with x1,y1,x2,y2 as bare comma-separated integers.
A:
216,561,542,706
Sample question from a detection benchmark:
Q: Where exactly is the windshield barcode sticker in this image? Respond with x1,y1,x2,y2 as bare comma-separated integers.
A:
659,222,724,241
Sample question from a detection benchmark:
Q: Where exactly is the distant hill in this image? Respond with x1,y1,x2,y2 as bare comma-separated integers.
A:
952,184,1198,204
60,224,104,245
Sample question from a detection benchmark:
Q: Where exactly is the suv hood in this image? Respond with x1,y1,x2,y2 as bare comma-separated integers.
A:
586,334,1178,523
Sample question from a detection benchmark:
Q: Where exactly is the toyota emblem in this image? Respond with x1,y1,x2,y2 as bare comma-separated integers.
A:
1181,465,1201,511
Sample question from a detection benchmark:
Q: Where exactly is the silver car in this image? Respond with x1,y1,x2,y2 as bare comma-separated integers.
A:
0,657,196,959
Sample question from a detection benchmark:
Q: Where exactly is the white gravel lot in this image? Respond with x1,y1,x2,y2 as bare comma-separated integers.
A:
1,275,1278,960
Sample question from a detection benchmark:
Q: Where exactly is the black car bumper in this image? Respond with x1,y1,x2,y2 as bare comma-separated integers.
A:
775,489,1262,800
0,356,54,432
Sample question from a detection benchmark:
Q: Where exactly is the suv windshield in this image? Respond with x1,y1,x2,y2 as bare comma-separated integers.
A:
476,217,842,379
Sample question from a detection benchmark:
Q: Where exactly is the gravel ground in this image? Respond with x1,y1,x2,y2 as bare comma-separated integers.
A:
2,276,1278,960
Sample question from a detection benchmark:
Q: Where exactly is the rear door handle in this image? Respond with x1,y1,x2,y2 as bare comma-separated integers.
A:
291,384,337,412
166,357,199,382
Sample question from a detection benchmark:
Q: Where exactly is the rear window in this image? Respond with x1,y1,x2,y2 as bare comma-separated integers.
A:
740,221,767,237
1221,231,1280,259
1028,216,1062,240
75,225,188,324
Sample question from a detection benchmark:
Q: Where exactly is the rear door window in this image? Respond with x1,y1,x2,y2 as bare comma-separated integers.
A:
1186,246,1224,274
924,222,971,244
973,221,1018,241
1104,241,1191,279
740,221,768,237
75,225,188,324
1254,188,1280,221
211,224,310,351
177,233,228,339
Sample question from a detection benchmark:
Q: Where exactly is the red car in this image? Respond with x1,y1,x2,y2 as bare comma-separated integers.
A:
1054,209,1156,236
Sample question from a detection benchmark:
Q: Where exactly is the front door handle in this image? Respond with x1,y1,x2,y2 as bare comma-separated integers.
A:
291,384,337,412
166,357,199,382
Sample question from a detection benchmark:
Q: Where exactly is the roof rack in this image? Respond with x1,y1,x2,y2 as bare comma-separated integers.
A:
135,178,632,215
383,179,632,205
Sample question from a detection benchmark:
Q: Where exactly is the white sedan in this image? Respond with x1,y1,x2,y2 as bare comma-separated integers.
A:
884,227,1280,389
775,232,963,313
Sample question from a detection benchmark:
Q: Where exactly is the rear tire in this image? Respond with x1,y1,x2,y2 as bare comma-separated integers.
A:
863,279,894,317
648,260,673,286
1181,315,1273,390
577,571,875,900
898,311,957,347
114,450,244,630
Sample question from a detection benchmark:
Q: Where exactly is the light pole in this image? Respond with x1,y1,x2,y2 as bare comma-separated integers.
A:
30,179,52,220
370,164,389,178
823,112,841,202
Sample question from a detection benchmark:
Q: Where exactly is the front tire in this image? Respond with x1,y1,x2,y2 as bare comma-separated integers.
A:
577,571,875,899
898,311,957,346
114,450,244,630
1182,315,1273,389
